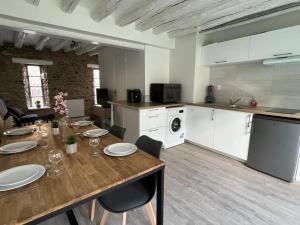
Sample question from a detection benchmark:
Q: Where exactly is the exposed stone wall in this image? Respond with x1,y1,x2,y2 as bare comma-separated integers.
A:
0,44,97,115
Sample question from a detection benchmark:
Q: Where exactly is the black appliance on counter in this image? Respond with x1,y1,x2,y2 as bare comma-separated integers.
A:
96,88,109,108
205,85,216,103
150,83,181,103
127,89,142,103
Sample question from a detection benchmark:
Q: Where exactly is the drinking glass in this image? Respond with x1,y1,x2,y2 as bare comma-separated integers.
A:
72,122,80,135
35,119,43,132
48,149,64,177
89,137,100,156
39,130,49,148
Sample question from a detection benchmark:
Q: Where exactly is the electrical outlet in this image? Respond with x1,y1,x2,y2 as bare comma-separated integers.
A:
217,84,222,90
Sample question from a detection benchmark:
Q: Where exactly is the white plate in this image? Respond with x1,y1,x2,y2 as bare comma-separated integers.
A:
83,129,108,137
0,164,40,186
4,127,34,136
103,146,137,157
104,143,137,157
0,164,45,191
73,121,93,127
0,141,38,154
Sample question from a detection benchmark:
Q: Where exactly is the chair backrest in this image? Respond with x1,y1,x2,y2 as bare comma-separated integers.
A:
135,135,162,159
0,99,8,119
94,118,103,128
109,125,126,139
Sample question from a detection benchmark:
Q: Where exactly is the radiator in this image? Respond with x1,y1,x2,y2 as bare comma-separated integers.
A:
65,99,85,118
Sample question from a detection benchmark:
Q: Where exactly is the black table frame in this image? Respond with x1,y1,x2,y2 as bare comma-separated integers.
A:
24,166,165,225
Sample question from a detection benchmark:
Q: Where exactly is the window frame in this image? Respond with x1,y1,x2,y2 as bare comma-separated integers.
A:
24,65,49,109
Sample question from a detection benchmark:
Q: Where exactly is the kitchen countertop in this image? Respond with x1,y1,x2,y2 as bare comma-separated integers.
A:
109,101,300,119
189,103,300,120
108,101,186,110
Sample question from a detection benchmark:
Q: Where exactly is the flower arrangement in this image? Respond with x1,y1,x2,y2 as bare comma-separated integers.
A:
53,92,69,117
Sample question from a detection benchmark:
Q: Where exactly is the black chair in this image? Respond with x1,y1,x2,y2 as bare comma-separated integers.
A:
109,125,126,140
94,118,104,128
90,135,163,225
7,106,38,126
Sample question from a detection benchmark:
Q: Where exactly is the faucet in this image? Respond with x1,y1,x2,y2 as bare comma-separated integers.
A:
229,97,241,106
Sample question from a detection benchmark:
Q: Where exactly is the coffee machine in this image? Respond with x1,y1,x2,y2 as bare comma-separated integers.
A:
205,85,216,103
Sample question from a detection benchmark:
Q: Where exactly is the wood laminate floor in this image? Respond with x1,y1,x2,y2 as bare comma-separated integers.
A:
40,143,300,225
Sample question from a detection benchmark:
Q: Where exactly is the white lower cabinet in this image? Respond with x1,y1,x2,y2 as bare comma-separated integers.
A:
186,106,253,160
213,109,253,160
186,105,215,148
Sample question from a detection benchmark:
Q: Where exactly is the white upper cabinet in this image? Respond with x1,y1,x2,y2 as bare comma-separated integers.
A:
249,26,300,61
200,37,250,66
200,25,300,66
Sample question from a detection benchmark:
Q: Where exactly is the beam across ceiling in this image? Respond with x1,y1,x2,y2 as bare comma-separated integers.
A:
24,0,40,6
61,0,80,13
35,36,50,51
14,32,26,49
76,43,100,55
51,39,69,51
91,0,123,22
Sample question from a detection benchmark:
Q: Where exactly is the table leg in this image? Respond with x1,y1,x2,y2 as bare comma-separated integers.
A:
66,210,79,225
156,168,164,225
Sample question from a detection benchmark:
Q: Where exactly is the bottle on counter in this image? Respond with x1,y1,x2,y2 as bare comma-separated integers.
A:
249,96,257,108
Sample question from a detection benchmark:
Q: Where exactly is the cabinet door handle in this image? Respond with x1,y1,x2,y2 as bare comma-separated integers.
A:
246,114,252,134
149,128,159,132
149,115,159,118
211,109,215,121
273,52,293,57
215,60,227,64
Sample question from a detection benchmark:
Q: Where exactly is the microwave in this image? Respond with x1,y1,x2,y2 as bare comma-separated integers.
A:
150,83,181,103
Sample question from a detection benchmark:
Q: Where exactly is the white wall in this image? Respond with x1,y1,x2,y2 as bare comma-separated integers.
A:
170,33,210,103
0,0,174,49
144,46,170,101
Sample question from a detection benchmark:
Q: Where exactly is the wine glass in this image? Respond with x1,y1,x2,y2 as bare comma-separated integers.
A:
72,122,80,135
39,130,49,148
48,149,64,176
35,119,43,132
89,137,100,156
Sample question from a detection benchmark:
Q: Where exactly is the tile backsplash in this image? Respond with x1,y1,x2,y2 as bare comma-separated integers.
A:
210,62,300,109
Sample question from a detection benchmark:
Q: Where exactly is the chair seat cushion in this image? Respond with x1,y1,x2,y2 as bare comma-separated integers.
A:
20,114,38,123
98,181,152,213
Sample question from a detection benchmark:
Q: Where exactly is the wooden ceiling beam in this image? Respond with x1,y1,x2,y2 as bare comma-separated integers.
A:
51,39,69,52
24,0,40,6
76,44,100,55
61,0,80,14
91,0,123,22
14,32,26,49
168,0,300,37
136,0,218,32
35,36,50,51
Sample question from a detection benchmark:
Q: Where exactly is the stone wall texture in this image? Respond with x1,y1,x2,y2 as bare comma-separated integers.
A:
0,44,97,115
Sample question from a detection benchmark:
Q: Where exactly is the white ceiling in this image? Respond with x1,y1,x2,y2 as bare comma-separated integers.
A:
0,25,102,56
25,0,300,38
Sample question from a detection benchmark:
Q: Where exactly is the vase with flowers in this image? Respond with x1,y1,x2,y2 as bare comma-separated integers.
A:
53,92,69,140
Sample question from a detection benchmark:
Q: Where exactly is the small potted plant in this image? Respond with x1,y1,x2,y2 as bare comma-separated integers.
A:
35,100,41,108
65,134,77,154
51,119,60,135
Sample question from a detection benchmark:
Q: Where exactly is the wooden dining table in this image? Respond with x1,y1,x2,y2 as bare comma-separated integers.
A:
0,124,165,225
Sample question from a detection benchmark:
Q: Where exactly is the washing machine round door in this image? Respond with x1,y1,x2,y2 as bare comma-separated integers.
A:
170,117,181,134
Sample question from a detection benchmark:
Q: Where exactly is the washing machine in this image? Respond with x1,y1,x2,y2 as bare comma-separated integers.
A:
165,107,185,148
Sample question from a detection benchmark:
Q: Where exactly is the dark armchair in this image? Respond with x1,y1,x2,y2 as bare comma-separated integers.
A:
7,106,38,126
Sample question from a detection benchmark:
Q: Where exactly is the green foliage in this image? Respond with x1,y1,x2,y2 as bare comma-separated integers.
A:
52,119,59,128
66,134,76,145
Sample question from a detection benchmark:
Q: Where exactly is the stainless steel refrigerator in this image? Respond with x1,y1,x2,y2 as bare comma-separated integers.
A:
247,115,300,182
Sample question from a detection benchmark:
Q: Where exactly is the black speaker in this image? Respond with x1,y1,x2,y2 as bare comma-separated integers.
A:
96,88,109,108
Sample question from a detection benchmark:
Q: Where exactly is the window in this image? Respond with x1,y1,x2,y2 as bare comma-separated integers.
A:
93,69,100,104
24,65,49,108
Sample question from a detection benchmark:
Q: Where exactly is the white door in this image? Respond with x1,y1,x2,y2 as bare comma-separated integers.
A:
249,25,300,60
115,53,127,101
213,109,253,160
185,106,215,148
201,37,250,66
